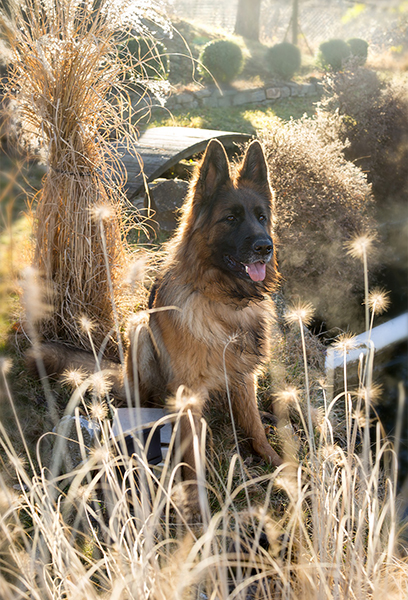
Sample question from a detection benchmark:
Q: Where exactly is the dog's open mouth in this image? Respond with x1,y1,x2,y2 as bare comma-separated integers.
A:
224,255,267,282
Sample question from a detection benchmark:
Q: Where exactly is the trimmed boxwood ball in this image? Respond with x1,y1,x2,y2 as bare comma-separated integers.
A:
125,37,169,80
347,38,368,63
199,39,244,84
265,42,301,80
318,39,351,71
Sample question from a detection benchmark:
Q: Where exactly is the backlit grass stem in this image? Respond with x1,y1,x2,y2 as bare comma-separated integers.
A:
285,303,316,459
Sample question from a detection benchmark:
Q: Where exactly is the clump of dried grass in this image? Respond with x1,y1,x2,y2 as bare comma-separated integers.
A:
1,0,168,354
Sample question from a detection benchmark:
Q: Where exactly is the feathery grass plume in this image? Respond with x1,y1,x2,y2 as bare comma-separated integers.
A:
0,357,12,376
367,287,391,317
333,331,358,354
275,385,301,408
60,367,87,389
344,231,376,261
345,231,377,332
125,255,147,289
88,398,108,421
18,266,53,327
284,302,314,328
1,0,169,355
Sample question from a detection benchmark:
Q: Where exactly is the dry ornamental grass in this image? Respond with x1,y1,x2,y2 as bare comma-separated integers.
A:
1,0,168,354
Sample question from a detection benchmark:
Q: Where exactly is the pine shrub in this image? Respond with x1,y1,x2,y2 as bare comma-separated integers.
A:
265,42,301,80
347,38,368,63
318,38,351,71
199,39,244,84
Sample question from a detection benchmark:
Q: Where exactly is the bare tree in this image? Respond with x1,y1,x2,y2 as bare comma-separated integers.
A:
234,0,262,41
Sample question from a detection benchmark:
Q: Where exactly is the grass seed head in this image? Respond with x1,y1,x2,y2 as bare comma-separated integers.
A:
356,383,383,406
311,405,325,427
284,301,314,327
90,204,115,222
89,445,111,464
320,444,346,466
60,368,88,389
126,256,147,287
333,332,358,353
78,315,96,334
19,266,53,324
89,371,113,396
367,288,391,315
169,386,202,412
88,399,109,421
345,231,377,260
0,357,12,376
275,386,300,407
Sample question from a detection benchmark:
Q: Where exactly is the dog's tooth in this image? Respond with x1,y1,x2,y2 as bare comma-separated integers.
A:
245,265,249,273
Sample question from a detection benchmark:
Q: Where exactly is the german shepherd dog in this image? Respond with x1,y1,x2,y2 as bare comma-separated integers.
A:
28,139,282,506
126,139,282,484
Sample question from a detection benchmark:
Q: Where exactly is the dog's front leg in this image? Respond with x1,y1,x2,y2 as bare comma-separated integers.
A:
230,375,282,467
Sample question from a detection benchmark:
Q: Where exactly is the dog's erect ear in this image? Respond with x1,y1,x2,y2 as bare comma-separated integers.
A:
237,140,270,191
197,139,231,198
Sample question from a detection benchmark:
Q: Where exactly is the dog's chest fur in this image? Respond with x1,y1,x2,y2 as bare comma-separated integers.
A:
152,284,273,393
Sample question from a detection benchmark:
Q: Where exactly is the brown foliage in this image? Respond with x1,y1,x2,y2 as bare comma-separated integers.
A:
321,64,408,204
259,118,376,330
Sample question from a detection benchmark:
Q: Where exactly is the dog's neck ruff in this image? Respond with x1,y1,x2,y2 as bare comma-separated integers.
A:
197,278,266,309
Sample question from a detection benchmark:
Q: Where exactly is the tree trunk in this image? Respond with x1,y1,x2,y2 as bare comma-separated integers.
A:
292,0,299,45
234,0,261,42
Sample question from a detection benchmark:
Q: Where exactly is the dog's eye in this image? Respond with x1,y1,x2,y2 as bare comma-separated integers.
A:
259,214,267,222
226,215,236,222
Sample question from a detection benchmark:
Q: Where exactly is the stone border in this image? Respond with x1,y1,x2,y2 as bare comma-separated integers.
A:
164,81,322,111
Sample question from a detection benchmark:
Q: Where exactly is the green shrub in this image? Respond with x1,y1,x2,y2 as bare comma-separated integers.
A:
125,37,169,80
347,38,368,63
199,39,244,84
318,38,351,71
264,42,301,80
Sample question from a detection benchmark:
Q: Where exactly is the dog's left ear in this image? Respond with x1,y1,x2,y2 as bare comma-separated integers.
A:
237,140,270,192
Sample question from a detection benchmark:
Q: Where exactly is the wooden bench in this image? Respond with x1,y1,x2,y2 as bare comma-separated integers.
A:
117,126,253,200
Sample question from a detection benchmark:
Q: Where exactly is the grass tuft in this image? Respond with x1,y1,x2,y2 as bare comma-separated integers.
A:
1,0,168,355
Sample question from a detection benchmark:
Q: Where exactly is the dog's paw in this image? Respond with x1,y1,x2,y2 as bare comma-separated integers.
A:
254,441,283,467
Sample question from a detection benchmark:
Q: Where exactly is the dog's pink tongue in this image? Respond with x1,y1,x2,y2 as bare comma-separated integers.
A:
245,262,266,282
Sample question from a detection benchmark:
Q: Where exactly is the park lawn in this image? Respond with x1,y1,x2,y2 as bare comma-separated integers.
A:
146,96,317,133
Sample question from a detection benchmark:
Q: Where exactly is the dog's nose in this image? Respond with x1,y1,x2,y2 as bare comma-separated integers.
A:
253,239,273,257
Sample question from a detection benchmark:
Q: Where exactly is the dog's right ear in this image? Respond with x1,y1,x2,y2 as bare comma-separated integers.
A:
196,139,231,199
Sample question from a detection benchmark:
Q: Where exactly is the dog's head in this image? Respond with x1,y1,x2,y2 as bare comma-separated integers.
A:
181,138,278,295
